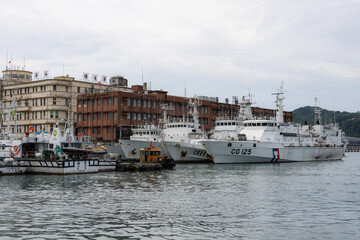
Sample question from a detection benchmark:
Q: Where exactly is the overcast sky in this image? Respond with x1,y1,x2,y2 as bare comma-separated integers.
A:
1,0,360,112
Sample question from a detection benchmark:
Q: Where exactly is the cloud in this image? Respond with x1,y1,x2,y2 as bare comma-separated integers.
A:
1,0,360,112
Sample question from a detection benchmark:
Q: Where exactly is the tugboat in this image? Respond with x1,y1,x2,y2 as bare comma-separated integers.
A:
140,147,176,169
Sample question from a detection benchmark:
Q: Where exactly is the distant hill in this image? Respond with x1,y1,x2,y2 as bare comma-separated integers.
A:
293,106,360,137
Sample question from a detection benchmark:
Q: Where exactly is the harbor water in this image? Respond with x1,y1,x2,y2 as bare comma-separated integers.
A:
1,153,360,239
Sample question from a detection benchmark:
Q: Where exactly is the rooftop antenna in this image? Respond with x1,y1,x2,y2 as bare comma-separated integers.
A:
185,81,187,98
149,74,152,90
6,51,8,70
141,65,144,84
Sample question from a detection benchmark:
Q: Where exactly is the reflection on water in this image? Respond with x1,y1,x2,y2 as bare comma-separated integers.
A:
1,153,360,239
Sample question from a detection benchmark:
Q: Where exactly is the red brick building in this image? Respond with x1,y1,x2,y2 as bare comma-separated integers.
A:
76,84,293,141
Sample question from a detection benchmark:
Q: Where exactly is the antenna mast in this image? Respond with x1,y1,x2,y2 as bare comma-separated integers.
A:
314,97,321,125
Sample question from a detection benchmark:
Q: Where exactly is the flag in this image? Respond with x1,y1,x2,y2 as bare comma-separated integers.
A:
29,125,35,131
8,60,11,64
11,109,16,115
97,82,100,85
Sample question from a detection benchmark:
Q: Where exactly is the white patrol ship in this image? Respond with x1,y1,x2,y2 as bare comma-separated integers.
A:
201,85,346,164
162,98,210,163
119,124,171,160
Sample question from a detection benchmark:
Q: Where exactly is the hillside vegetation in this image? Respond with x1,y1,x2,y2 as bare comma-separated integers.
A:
293,106,360,137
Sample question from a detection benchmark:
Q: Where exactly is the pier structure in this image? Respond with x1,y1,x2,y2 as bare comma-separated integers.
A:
346,137,360,152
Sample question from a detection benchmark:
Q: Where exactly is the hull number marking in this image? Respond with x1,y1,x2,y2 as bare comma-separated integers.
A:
231,149,252,155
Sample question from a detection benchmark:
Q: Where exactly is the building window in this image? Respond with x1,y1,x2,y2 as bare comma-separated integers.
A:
133,99,136,106
83,114,87,121
4,90,6,96
78,100,82,107
55,111,59,118
93,113,96,120
114,126,117,135
128,98,131,106
127,112,131,120
107,112,111,120
97,127,101,134
138,99,141,107
138,113,141,120
97,113,101,120
78,114,81,121
43,98,46,105
83,100,87,107
148,101,151,108
114,111,117,120
93,99,96,106
50,111,54,118
93,128,96,135
153,114,157,120
53,98,56,105
25,100,29,107
53,85,57,91
98,99,101,106
107,127,111,134
66,86,68,92
107,98,111,105
153,101,156,108
133,113,136,120
113,97,117,105
77,87,80,93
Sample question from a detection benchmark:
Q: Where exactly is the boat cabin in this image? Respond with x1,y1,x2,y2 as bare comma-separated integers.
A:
139,147,162,163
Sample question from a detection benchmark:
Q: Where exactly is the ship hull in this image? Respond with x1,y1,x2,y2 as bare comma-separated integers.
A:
119,139,172,160
201,140,345,164
164,141,211,163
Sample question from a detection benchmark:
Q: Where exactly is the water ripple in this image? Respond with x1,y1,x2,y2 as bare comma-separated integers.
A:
1,153,360,239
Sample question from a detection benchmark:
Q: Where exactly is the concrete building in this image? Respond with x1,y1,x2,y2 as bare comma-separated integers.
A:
1,68,124,135
76,84,293,142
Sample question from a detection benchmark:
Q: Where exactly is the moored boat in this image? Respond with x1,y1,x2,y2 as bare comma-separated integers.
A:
201,85,347,164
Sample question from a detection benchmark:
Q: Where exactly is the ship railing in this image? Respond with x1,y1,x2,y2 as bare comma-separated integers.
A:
75,136,92,143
